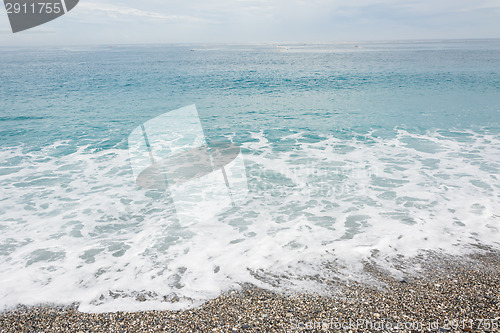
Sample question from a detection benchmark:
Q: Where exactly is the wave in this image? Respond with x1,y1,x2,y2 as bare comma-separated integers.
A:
0,128,498,312
0,116,47,122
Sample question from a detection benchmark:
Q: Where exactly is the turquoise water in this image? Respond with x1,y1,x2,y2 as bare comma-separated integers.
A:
0,40,499,311
2,40,499,149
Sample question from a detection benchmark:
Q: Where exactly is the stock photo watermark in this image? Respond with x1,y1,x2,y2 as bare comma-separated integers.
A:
128,105,249,225
288,318,499,331
3,0,79,33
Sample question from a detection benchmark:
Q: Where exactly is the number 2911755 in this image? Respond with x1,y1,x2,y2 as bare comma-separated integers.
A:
5,2,62,14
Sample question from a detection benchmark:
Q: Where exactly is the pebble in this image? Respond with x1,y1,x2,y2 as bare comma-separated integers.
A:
0,251,498,333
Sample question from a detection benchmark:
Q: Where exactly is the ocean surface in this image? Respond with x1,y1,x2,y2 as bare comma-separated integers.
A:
0,40,499,312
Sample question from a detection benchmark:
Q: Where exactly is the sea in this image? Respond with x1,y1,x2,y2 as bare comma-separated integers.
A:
0,39,499,312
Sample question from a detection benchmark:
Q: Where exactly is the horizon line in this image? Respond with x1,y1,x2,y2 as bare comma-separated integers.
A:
1,37,500,48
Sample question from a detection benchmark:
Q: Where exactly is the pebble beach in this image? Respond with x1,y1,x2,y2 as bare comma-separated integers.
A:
1,249,498,333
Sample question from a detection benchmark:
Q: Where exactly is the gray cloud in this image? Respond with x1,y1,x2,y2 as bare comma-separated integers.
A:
78,2,208,22
0,0,499,45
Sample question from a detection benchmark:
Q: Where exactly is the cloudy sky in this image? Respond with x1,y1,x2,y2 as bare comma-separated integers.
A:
1,0,499,45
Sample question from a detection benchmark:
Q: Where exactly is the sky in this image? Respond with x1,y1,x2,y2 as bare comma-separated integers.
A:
0,0,500,46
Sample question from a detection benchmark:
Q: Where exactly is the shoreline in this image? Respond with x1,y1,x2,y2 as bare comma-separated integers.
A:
1,250,499,332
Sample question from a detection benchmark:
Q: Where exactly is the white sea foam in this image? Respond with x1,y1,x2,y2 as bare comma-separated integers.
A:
0,129,499,312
